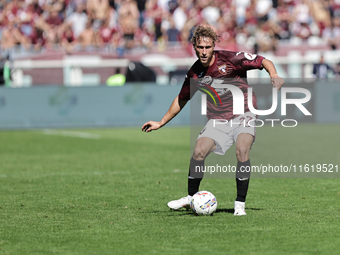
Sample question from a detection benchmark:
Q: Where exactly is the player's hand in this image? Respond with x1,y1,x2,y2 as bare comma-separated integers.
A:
141,121,162,132
270,74,284,90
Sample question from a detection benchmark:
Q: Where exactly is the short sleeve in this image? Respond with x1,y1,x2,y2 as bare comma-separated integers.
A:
178,73,198,101
233,52,265,70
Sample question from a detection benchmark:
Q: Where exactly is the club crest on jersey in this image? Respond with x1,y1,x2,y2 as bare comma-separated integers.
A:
218,64,227,75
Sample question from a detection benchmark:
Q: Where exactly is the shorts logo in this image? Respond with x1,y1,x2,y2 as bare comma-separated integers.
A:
218,64,227,75
199,127,206,135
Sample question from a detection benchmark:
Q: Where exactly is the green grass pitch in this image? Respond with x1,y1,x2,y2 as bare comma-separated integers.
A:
0,124,339,254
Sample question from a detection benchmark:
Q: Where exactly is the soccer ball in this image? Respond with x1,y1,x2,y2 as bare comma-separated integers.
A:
190,191,217,215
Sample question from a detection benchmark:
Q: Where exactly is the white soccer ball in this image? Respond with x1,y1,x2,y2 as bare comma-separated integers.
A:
190,191,217,215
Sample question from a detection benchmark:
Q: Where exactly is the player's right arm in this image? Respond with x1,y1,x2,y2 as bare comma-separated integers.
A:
142,66,197,133
141,96,188,132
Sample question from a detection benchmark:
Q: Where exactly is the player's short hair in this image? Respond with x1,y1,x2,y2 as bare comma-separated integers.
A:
190,25,220,46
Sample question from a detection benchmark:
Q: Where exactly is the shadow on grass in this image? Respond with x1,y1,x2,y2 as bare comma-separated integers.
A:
142,207,262,216
142,208,196,216
167,212,195,216
215,207,262,214
215,208,234,214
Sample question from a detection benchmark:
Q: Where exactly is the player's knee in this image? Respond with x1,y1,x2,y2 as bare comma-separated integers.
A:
236,146,250,161
193,147,208,161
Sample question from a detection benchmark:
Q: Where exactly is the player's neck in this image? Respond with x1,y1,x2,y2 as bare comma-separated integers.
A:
209,53,215,67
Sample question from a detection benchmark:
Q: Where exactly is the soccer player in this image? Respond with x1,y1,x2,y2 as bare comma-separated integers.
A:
142,25,284,216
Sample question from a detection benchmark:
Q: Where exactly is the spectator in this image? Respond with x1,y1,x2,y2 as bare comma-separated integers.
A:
172,0,187,32
201,0,220,27
293,0,311,25
216,15,238,50
0,0,338,56
60,23,76,52
157,0,171,13
29,25,46,51
118,0,140,49
77,19,97,49
330,0,340,18
255,0,273,23
44,10,63,48
275,0,293,40
16,2,36,40
96,16,117,48
292,21,312,40
4,0,22,21
244,0,258,36
107,5,118,30
136,0,147,28
322,16,340,50
145,0,163,41
312,54,336,79
1,21,30,50
133,26,153,49
86,0,110,30
309,0,331,36
232,0,250,27
64,0,87,17
41,0,66,19
255,21,278,52
66,3,87,39
45,10,63,26
161,15,180,45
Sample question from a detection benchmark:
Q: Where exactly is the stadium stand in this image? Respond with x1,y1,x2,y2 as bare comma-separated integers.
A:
1,0,340,85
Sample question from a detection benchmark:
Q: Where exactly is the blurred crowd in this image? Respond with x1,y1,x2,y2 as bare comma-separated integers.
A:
1,0,340,56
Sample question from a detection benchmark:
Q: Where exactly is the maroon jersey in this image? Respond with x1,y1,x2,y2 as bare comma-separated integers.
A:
178,50,265,120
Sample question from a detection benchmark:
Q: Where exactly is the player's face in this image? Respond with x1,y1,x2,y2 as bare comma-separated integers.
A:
194,37,215,67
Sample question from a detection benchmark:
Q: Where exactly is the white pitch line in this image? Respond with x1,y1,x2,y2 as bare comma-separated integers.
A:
42,129,101,139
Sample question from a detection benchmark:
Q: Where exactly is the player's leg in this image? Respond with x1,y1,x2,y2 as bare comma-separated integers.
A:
188,137,216,194
167,137,216,210
234,133,254,216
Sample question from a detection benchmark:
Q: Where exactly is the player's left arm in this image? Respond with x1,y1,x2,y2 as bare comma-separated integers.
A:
261,59,284,90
